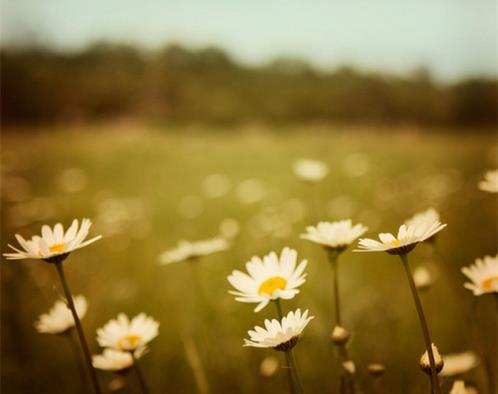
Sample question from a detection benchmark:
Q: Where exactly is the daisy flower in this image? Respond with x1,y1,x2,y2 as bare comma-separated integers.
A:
478,169,498,193
440,351,478,377
405,209,441,240
461,254,498,295
97,313,159,351
420,343,444,375
35,295,87,334
227,247,307,312
301,220,367,252
159,237,229,265
3,218,101,263
92,348,146,372
243,309,314,351
355,222,447,255
293,159,328,183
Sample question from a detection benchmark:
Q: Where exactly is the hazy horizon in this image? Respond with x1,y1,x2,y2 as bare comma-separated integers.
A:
1,0,497,81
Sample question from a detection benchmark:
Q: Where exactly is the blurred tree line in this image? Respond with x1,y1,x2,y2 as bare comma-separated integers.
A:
1,42,496,128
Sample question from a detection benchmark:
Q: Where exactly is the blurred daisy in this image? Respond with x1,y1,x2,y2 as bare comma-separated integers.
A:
405,209,441,239
461,254,498,295
478,169,498,193
293,159,328,183
355,222,446,255
97,313,159,351
449,380,467,394
440,351,478,377
35,295,87,334
413,266,434,290
92,348,146,371
159,237,229,265
3,218,101,262
227,247,307,312
301,220,367,252
244,309,314,350
420,343,444,374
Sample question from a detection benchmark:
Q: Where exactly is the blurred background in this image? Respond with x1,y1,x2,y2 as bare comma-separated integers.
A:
1,1,497,393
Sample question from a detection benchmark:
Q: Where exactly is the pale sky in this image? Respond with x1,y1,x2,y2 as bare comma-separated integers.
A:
1,0,496,80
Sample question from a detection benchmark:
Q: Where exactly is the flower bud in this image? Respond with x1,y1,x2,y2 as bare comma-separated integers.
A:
367,363,386,378
330,325,350,346
420,343,444,375
342,360,356,374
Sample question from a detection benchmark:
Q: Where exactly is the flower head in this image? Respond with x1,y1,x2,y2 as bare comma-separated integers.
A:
405,209,441,240
440,351,478,377
35,295,87,334
244,309,314,351
355,221,446,255
478,169,498,193
159,237,229,265
4,219,101,263
227,247,307,312
293,159,328,183
301,220,367,252
97,313,159,351
420,343,444,375
92,348,146,371
449,380,467,394
461,254,498,295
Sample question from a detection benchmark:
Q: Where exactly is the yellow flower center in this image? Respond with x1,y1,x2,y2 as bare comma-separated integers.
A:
258,276,287,296
117,334,142,350
481,276,498,291
49,243,65,253
390,239,401,246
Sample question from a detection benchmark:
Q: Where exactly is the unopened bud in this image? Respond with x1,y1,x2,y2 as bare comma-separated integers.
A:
331,325,350,345
342,360,356,374
420,343,444,375
367,363,386,378
449,380,466,394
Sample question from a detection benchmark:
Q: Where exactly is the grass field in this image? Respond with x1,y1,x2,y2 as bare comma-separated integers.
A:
1,123,497,394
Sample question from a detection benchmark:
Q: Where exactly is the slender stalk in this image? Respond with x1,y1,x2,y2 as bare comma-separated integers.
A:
495,294,498,394
399,254,441,394
65,332,89,394
275,299,284,319
284,350,297,394
289,349,304,394
54,261,102,394
328,251,342,326
131,353,150,394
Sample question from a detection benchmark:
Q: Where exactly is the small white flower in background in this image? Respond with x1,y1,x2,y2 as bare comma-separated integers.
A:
219,218,240,239
159,237,229,265
419,343,444,375
367,363,386,378
35,295,87,334
293,159,328,183
478,169,498,193
449,380,467,394
92,347,146,371
330,325,350,345
259,356,280,377
3,218,101,262
355,221,447,255
243,309,314,350
301,220,367,252
405,209,441,239
227,247,307,312
461,254,498,295
413,266,434,290
97,313,159,351
440,351,479,377
342,360,356,374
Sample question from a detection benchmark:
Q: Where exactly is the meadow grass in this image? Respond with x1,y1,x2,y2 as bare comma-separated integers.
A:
1,123,497,393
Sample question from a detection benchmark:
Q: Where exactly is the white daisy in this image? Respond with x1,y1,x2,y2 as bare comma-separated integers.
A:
293,159,328,183
461,254,498,295
92,348,146,371
227,247,307,312
478,169,498,193
3,218,101,262
34,295,87,334
97,313,159,351
301,220,367,251
420,343,444,374
159,237,229,265
440,352,478,377
413,266,434,290
244,309,314,351
355,222,447,255
405,209,441,239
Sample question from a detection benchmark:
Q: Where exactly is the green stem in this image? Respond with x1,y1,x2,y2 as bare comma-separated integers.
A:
328,251,342,326
131,353,150,394
399,254,441,394
65,332,89,394
275,299,284,319
54,261,102,394
288,349,304,394
284,351,297,394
